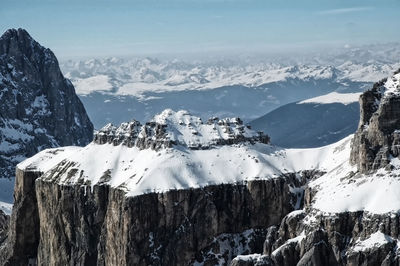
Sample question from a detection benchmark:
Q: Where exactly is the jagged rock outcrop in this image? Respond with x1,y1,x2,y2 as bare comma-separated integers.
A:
231,70,400,266
94,109,270,150
232,197,400,266
350,70,400,173
0,28,93,181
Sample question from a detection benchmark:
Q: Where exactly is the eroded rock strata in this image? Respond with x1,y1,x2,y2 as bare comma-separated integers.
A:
350,71,400,173
2,166,313,265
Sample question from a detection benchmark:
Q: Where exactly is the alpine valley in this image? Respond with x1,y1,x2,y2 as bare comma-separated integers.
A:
1,28,400,266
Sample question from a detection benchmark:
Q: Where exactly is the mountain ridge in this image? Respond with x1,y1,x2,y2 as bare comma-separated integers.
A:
0,28,93,212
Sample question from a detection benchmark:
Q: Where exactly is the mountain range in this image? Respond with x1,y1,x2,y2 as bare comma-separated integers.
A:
2,28,400,266
60,56,400,128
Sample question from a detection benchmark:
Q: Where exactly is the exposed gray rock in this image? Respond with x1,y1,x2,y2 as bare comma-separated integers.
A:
350,71,400,173
93,111,270,150
0,168,41,266
0,210,9,245
2,166,315,266
0,28,93,181
253,205,400,266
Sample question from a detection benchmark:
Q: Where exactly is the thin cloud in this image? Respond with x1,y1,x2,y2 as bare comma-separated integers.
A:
317,7,374,15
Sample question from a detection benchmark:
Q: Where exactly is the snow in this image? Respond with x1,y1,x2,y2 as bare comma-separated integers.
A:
16,106,400,215
151,109,258,148
309,137,400,214
383,73,400,97
17,146,81,172
0,120,34,142
338,62,400,82
60,56,400,100
352,232,394,252
232,254,262,262
0,201,12,215
17,110,353,198
298,92,361,105
32,95,51,115
73,75,113,95
271,231,306,256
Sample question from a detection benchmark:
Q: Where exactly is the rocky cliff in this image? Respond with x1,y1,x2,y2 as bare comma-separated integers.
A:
232,70,400,266
350,70,400,173
0,109,316,265
0,28,93,264
0,28,93,182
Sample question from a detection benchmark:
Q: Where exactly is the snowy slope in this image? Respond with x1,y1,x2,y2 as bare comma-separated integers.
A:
18,110,351,198
298,92,361,105
309,71,400,214
309,154,400,214
18,108,400,215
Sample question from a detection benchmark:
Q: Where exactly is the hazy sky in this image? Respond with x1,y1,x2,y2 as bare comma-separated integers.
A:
1,0,399,58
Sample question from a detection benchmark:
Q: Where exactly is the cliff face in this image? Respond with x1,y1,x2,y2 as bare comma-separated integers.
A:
232,70,400,266
2,166,311,265
350,71,400,173
0,28,93,182
7,93,400,265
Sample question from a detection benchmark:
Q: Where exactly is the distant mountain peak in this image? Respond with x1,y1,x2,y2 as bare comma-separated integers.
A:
0,28,93,192
94,109,270,150
0,28,47,57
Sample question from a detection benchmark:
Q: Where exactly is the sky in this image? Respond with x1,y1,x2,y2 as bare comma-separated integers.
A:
1,0,399,59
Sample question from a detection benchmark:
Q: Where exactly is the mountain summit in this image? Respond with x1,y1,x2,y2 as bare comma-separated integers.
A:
0,28,93,205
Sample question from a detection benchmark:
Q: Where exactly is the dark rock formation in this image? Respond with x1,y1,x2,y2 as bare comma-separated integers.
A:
350,72,400,173
0,210,9,245
0,28,93,181
0,169,41,266
1,166,312,265
232,197,400,266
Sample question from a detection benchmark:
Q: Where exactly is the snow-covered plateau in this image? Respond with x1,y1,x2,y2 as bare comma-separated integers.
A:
10,108,375,214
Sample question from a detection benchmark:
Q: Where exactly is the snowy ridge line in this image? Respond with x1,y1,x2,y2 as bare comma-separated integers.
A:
61,56,400,97
298,92,361,105
17,107,352,199
93,109,270,150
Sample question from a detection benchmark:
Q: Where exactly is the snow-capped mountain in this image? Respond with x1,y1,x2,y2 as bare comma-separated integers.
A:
59,52,400,129
6,69,400,265
0,29,93,213
249,92,361,148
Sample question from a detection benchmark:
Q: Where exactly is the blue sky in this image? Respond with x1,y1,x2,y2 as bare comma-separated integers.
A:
1,0,399,58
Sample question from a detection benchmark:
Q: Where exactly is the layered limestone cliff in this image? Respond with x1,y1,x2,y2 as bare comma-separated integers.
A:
232,70,400,266
350,70,400,173
6,166,322,266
